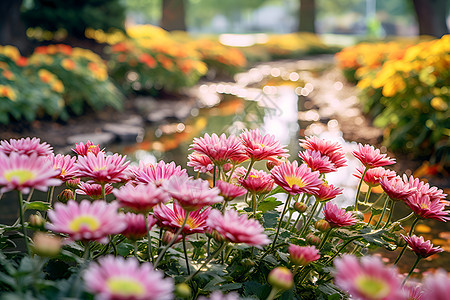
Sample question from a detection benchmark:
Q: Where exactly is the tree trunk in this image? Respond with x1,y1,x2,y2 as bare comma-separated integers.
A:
298,0,316,33
412,0,449,37
0,0,32,55
160,0,187,32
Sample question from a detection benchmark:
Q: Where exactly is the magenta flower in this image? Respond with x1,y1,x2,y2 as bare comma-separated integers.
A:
401,234,443,258
0,152,62,194
299,136,347,169
121,213,156,241
76,181,113,200
163,175,223,211
83,256,174,300
190,133,246,165
270,160,322,195
403,175,447,203
187,152,214,173
206,209,270,247
72,141,102,157
422,270,450,300
334,255,405,300
403,284,423,300
289,244,320,265
352,144,396,168
0,137,53,157
299,149,337,173
47,154,78,181
75,152,129,184
216,180,247,202
353,166,396,187
132,160,187,186
380,176,416,202
239,169,274,195
47,200,126,243
405,192,450,222
323,202,357,228
310,182,343,202
113,183,170,213
240,129,288,161
153,203,211,235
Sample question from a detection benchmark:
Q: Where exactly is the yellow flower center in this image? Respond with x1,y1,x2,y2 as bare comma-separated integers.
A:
93,166,106,172
285,176,305,188
250,174,259,179
106,277,145,298
355,275,390,300
419,203,429,210
4,169,36,184
68,215,100,232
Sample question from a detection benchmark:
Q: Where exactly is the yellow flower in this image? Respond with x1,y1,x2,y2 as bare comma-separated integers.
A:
0,85,17,101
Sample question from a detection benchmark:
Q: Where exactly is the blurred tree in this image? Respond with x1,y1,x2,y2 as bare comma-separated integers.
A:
0,0,32,54
412,0,449,37
161,0,187,31
298,0,316,32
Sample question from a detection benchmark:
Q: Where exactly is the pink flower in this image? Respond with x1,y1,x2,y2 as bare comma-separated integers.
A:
268,267,294,290
310,182,343,202
403,284,423,300
0,137,53,157
239,169,274,195
334,255,405,300
216,180,247,201
401,234,443,258
422,270,450,300
405,192,449,222
323,202,357,228
83,256,174,300
289,244,320,265
299,136,347,169
47,154,78,181
299,149,337,173
163,175,223,211
206,209,270,247
75,152,129,184
153,203,211,235
132,160,187,186
403,175,447,203
187,152,214,173
121,213,156,241
240,129,288,161
0,152,62,194
72,141,102,156
76,181,113,200
113,183,170,213
353,166,396,187
352,144,395,168
190,133,246,165
47,200,126,243
380,176,416,202
270,160,322,195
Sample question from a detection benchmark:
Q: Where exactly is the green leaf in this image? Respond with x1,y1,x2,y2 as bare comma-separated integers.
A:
257,197,282,213
23,201,51,211
117,242,134,257
262,211,279,228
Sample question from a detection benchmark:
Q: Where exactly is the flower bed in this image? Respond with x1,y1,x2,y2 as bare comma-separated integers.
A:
0,132,448,299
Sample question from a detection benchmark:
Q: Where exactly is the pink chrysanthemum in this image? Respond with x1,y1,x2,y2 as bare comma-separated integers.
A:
206,209,270,247
299,136,347,169
113,183,170,213
403,284,423,300
353,166,396,187
190,133,246,166
47,200,126,243
239,169,274,195
216,180,247,202
270,160,322,195
422,270,450,300
289,244,320,265
154,203,211,235
323,202,357,228
163,175,223,211
47,154,78,181
334,255,405,300
405,192,450,222
401,234,443,258
72,141,102,157
75,152,129,184
352,144,396,169
187,152,214,173
0,152,62,194
132,160,187,186
83,255,174,300
299,149,337,173
240,129,289,161
0,137,53,157
403,175,447,203
310,182,343,202
380,176,417,202
121,213,156,241
76,181,113,200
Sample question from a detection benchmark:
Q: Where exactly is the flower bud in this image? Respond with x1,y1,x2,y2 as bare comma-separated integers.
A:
222,163,232,173
29,214,45,229
241,258,256,267
314,219,331,232
294,202,308,213
31,232,61,257
268,267,293,290
175,283,191,299
57,189,74,203
66,178,81,190
306,233,321,246
162,231,182,245
266,159,281,171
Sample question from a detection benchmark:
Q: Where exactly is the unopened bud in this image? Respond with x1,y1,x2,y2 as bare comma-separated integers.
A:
266,159,281,171
57,189,74,203
294,202,308,213
31,232,61,257
222,163,232,173
241,258,256,267
268,267,293,290
315,219,331,232
66,178,81,190
175,283,191,299
29,214,45,229
162,231,182,245
306,233,321,246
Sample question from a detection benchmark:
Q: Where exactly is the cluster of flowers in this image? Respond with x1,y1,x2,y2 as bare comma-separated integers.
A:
0,131,448,299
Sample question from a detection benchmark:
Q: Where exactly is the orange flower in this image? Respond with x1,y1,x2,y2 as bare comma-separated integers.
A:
0,85,17,101
38,69,54,84
61,58,76,70
2,69,15,80
138,53,156,68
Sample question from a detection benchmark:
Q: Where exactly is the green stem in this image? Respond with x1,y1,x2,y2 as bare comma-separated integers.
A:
83,241,91,261
46,186,54,204
394,218,420,265
409,217,420,235
319,229,333,250
375,195,390,229
285,209,293,229
251,193,257,219
363,187,372,205
299,199,319,237
326,237,359,264
133,241,139,259
291,213,302,231
221,201,228,213
17,191,30,255
271,194,292,250
354,167,369,211
402,256,421,285
101,183,106,201
213,165,216,187
395,212,415,224
361,192,386,213
226,164,238,182
145,214,154,264
299,266,311,284
244,159,255,180
182,235,190,275
185,242,227,282
26,188,35,203
266,287,279,300
382,200,396,229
